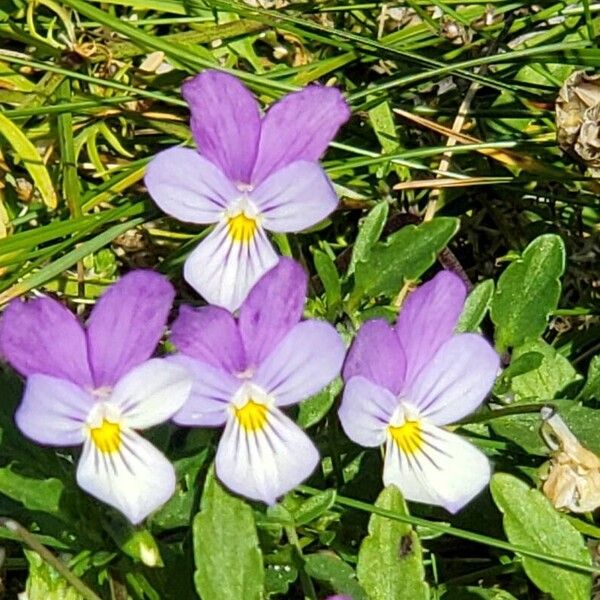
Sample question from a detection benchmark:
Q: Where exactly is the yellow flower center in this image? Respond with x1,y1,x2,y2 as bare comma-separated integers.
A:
227,213,257,243
90,419,121,454
235,399,268,432
388,420,423,455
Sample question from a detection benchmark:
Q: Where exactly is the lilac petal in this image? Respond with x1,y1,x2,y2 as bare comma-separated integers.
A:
396,270,467,387
110,358,192,430
383,422,491,513
182,71,261,184
77,429,175,524
86,271,175,388
343,319,406,395
409,334,499,426
251,85,350,184
184,221,278,312
339,376,397,447
171,355,238,427
16,374,93,446
238,258,307,368
216,406,319,504
0,297,92,387
252,161,338,233
171,305,246,374
253,320,345,407
145,148,238,223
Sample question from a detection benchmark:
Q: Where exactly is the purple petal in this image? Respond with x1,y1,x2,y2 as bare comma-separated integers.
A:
171,355,238,427
251,85,350,184
409,334,499,426
182,71,261,184
253,320,345,407
339,376,396,447
16,374,93,446
216,407,319,504
238,258,307,368
86,271,175,388
145,148,238,223
171,305,246,374
343,319,406,395
396,271,467,388
183,221,279,312
252,161,338,233
0,297,92,387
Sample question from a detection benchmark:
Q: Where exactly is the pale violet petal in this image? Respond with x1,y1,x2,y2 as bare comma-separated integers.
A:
383,420,490,513
170,355,238,427
76,429,176,524
109,358,192,430
15,374,93,446
338,376,397,447
409,334,499,426
145,147,238,223
253,320,345,407
215,406,319,504
184,220,278,311
252,161,338,233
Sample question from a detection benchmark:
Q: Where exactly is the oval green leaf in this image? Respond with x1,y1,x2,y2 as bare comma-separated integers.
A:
490,473,591,600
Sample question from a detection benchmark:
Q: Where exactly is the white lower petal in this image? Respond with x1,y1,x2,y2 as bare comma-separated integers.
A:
76,429,176,524
383,421,490,513
109,358,192,429
184,220,278,312
215,406,319,504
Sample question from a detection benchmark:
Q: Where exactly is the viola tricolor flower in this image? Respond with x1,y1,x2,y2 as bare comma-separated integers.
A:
0,272,192,524
145,70,350,311
339,271,499,513
170,258,345,504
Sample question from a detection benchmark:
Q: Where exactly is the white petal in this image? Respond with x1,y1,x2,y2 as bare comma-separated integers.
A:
184,220,278,311
253,320,345,407
76,429,176,524
215,407,319,504
109,358,192,430
383,421,490,513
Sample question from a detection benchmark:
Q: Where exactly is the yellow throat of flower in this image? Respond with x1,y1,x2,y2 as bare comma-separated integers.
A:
388,420,423,455
90,419,121,454
227,213,257,243
235,399,268,432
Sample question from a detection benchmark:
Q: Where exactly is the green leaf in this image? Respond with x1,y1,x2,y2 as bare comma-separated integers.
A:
490,473,592,600
353,217,459,301
456,279,494,333
348,201,389,276
0,111,57,209
304,553,368,600
0,465,63,514
292,489,336,527
193,467,264,600
506,340,579,402
442,586,518,600
23,550,84,600
297,377,342,429
313,249,342,319
577,355,600,402
490,235,566,351
357,485,429,600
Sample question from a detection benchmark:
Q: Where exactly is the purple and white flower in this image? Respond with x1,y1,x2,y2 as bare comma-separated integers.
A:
339,271,500,513
0,271,192,524
170,258,345,504
145,70,350,311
